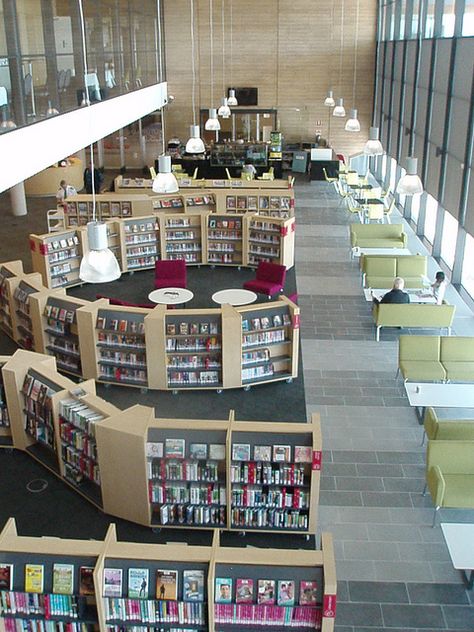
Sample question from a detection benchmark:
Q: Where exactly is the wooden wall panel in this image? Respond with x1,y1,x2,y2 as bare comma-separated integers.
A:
163,0,377,157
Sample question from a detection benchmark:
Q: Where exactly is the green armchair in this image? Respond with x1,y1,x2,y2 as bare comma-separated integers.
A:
422,407,474,445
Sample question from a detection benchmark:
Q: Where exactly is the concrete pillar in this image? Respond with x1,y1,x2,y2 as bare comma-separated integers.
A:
119,128,126,172
97,138,105,170
9,181,27,216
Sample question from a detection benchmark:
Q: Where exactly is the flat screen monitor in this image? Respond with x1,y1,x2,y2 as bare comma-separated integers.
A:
229,87,258,106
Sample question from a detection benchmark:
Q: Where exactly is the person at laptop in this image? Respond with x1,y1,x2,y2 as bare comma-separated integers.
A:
373,277,410,304
431,271,447,305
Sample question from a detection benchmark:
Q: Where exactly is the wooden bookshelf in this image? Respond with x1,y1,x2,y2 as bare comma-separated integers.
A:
215,189,294,219
0,518,337,632
0,261,24,339
63,194,152,227
0,356,12,448
120,215,161,273
244,215,295,269
29,229,85,289
7,273,45,351
161,213,204,264
205,214,244,266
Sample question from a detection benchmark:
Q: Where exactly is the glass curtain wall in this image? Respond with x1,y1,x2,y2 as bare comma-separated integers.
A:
375,0,474,305
0,0,164,132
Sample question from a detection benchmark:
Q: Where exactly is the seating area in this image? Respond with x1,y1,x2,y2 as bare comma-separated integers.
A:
243,261,287,298
422,407,474,444
154,259,187,289
372,303,455,341
398,335,474,382
350,223,408,249
361,254,428,288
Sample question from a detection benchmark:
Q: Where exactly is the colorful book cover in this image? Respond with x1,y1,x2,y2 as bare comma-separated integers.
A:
0,564,13,590
277,580,295,606
299,580,318,605
257,579,275,605
79,566,95,596
254,445,271,462
146,442,163,458
273,444,291,462
189,443,207,459
103,568,123,598
128,568,149,599
165,438,185,459
25,564,44,593
156,569,178,600
52,563,74,595
294,446,312,463
232,444,251,461
209,444,226,460
235,578,253,603
183,570,204,602
215,577,232,603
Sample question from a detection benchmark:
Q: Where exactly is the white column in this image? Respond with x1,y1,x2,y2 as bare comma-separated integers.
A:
97,138,105,169
119,128,125,169
9,181,27,216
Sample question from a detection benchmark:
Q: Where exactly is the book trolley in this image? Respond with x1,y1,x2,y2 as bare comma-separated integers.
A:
0,519,337,632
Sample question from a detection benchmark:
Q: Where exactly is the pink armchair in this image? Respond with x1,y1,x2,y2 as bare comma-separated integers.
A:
243,261,286,298
154,259,187,289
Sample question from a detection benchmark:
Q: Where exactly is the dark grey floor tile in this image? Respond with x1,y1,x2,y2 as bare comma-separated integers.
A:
320,490,363,506
384,477,425,492
407,583,470,605
337,579,350,602
382,604,446,628
336,602,383,626
362,491,413,507
324,463,358,477
348,580,409,603
357,463,405,477
377,451,424,464
336,476,384,492
332,450,378,463
442,605,474,629
321,475,337,490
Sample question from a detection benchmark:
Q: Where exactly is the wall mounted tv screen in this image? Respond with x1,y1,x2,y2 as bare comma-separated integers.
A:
229,87,258,106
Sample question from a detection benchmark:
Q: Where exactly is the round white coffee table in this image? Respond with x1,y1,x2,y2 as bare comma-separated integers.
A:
211,288,258,306
148,287,194,306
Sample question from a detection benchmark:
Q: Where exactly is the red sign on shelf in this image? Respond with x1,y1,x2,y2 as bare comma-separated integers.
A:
39,244,47,255
29,240,36,252
280,226,288,236
323,594,337,618
292,314,300,329
312,450,322,470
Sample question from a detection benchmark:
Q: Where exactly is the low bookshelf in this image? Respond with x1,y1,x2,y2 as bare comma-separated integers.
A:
120,216,161,273
62,194,151,227
244,216,295,269
162,214,204,264
29,229,85,289
0,357,12,448
0,519,336,632
205,215,244,266
0,261,24,339
216,189,294,219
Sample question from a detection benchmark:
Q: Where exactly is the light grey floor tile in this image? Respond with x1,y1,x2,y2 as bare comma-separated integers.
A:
374,561,434,582
343,541,400,561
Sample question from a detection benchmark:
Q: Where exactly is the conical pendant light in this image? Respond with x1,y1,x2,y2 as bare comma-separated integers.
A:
333,98,346,117
334,0,346,118
227,0,238,106
77,0,120,283
364,126,384,155
205,0,220,132
185,0,205,154
324,91,335,107
205,107,221,131
218,0,231,118
345,0,360,132
228,88,238,106
153,154,179,193
397,157,423,195
218,97,231,118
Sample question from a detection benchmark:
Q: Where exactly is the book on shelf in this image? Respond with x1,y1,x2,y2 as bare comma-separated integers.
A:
277,580,296,606
257,579,275,605
25,564,44,593
103,568,123,598
128,568,149,599
236,578,253,603
79,566,95,596
182,570,204,602
52,563,74,595
0,563,13,590
215,577,232,604
155,569,178,600
165,438,185,459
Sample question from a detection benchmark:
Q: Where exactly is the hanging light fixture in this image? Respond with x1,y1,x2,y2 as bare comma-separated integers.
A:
0,106,16,131
345,0,360,132
364,126,384,155
324,3,335,108
46,100,59,117
205,0,221,131
77,0,120,284
324,91,335,107
218,0,231,118
334,0,346,118
226,0,238,106
185,0,205,154
153,154,179,193
396,0,425,196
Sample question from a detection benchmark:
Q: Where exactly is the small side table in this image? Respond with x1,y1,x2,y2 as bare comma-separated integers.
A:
148,287,194,307
440,523,474,589
212,288,257,306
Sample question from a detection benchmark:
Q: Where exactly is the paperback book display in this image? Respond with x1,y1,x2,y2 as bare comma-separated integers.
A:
165,315,222,388
247,219,282,267
147,435,227,528
225,194,292,218
0,364,10,428
22,371,59,451
13,282,37,351
44,233,82,289
103,566,206,627
0,266,16,337
207,216,243,265
123,218,160,272
95,310,148,387
44,300,83,376
163,216,202,264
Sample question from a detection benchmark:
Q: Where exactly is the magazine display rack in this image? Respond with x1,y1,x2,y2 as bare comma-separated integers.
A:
0,519,337,632
29,229,86,290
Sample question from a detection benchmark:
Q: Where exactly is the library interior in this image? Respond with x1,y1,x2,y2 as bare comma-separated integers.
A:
0,1,474,631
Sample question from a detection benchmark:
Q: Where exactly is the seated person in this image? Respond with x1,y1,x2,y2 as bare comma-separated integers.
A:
373,277,410,304
431,270,447,304
242,162,257,179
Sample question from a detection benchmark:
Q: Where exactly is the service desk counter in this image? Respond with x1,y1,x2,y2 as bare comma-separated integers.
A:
25,159,83,196
309,149,340,181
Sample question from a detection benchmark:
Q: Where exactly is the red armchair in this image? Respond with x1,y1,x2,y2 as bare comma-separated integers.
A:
243,261,286,298
154,259,187,289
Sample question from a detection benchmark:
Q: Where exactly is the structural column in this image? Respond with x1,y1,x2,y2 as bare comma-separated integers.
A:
9,181,27,216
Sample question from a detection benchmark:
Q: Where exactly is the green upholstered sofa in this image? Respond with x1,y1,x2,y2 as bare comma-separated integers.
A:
422,407,474,445
425,440,474,525
398,335,474,382
361,254,427,288
350,224,407,249
372,304,455,341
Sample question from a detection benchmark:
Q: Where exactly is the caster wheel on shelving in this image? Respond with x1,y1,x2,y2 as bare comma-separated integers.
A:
244,385,251,391
172,389,178,395
216,389,223,394
286,377,293,384
238,531,246,537
152,527,162,534
140,388,148,394
238,266,241,271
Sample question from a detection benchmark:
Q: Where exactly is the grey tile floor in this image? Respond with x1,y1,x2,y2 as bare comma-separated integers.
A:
295,180,474,630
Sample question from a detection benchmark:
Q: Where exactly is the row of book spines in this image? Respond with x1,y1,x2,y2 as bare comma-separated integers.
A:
58,409,102,438
231,508,309,530
60,423,97,459
147,461,220,481
158,504,226,527
148,483,226,506
214,603,321,626
231,463,306,486
231,488,309,510
103,599,205,625
0,592,78,618
2,620,91,632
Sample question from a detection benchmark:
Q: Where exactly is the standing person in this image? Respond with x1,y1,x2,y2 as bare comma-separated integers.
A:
83,163,104,194
372,277,410,304
431,271,448,304
56,180,77,205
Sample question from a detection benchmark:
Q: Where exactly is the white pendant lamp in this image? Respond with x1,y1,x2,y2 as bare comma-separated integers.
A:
153,155,179,193
333,98,346,117
324,90,335,107
218,97,231,118
205,107,221,131
80,222,121,283
364,126,384,155
345,109,360,132
186,0,206,154
46,100,59,117
227,88,238,106
186,125,206,154
396,157,423,195
77,0,121,284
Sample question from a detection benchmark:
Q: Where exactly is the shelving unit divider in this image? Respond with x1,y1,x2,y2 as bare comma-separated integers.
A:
76,298,111,380
144,304,167,389
221,304,243,388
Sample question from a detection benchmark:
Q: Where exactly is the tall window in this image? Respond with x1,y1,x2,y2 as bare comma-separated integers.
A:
423,194,438,244
442,0,456,37
411,0,420,37
440,210,458,269
461,233,474,299
425,0,436,37
411,194,421,224
463,0,474,35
